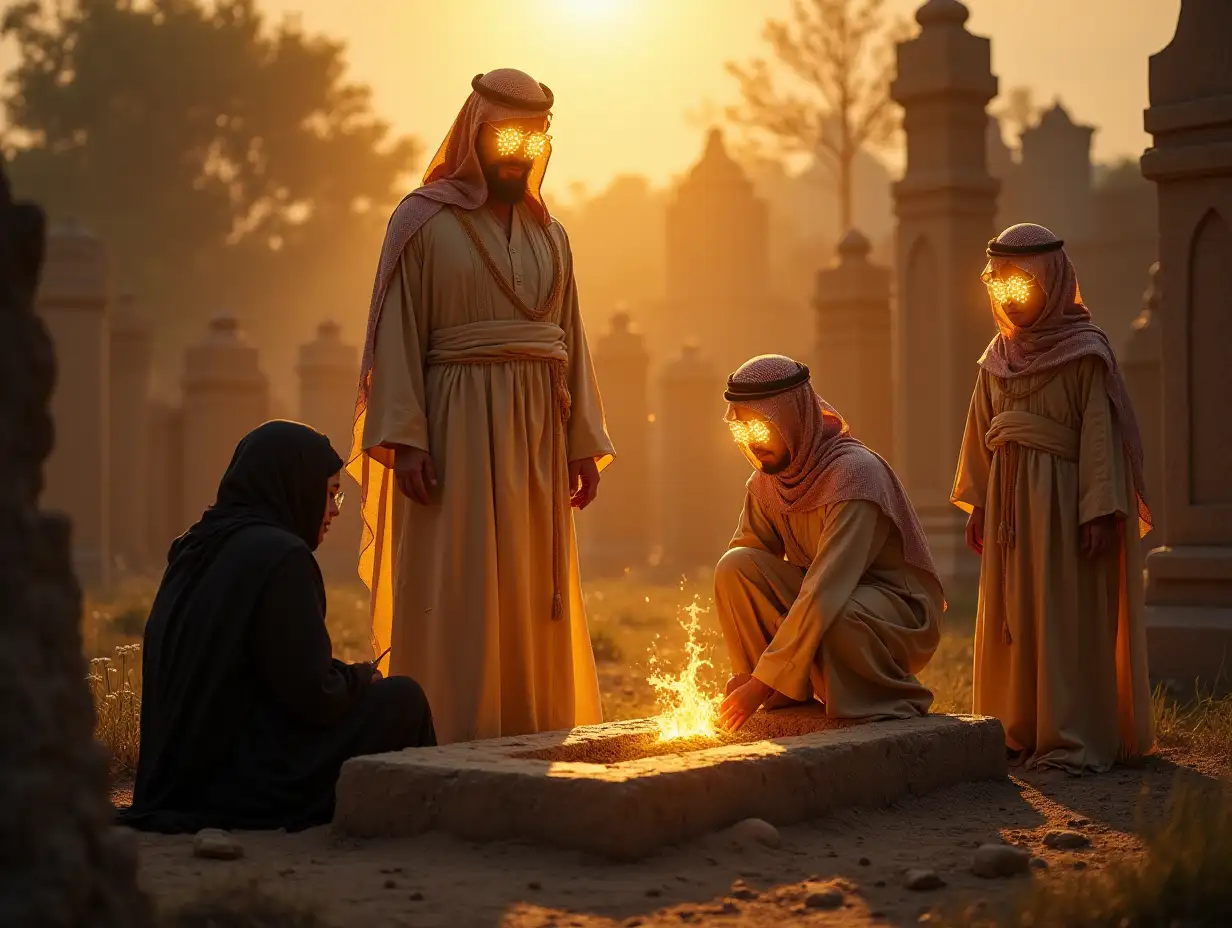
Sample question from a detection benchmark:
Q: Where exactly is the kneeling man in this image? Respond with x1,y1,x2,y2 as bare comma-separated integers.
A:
715,355,944,733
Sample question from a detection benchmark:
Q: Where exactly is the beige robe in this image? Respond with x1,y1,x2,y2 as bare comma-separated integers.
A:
361,203,614,745
714,495,943,720
952,355,1154,772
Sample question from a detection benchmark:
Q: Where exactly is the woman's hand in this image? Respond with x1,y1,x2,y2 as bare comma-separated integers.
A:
1081,513,1119,559
568,457,600,509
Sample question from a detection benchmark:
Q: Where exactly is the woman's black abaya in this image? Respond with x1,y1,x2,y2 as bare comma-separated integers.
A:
120,420,434,833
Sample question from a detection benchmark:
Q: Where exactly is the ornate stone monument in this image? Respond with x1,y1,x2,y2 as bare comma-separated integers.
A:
108,293,152,575
1140,0,1232,690
297,319,361,582
180,314,269,529
35,220,112,587
812,230,894,460
587,311,652,575
0,166,150,924
891,0,999,590
1017,102,1096,243
1121,263,1164,550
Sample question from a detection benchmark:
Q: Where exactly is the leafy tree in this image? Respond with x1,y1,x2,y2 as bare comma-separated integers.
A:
1,0,417,387
726,0,909,233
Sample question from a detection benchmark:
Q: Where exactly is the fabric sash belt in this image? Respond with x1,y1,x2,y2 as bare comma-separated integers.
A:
983,410,1080,646
426,320,572,622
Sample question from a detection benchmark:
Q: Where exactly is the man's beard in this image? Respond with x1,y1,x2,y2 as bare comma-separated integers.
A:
483,161,531,204
760,455,790,475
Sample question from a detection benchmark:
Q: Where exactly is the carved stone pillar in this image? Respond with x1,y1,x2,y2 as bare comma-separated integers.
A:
1140,0,1232,690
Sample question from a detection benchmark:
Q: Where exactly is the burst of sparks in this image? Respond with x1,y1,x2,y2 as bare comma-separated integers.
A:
494,127,550,158
728,418,770,448
647,596,721,741
987,274,1034,306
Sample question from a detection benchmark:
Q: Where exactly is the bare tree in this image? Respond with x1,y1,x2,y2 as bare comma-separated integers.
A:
725,0,908,233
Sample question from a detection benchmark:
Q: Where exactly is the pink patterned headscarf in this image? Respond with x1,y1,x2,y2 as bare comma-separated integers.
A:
979,223,1152,536
724,354,943,592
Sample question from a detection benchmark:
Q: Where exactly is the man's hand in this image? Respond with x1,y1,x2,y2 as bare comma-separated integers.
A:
965,506,985,556
718,676,774,734
568,457,600,510
393,445,437,505
1081,513,1119,559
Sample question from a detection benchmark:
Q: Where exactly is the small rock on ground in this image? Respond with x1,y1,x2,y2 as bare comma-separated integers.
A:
191,829,243,861
804,882,845,909
971,843,1031,878
728,818,781,849
729,880,758,901
905,869,947,891
1044,829,1091,850
1030,857,1049,871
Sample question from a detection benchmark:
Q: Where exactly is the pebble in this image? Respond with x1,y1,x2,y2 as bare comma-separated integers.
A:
528,881,542,891
191,829,244,861
1067,817,1091,828
859,856,872,866
409,892,424,902
874,879,887,888
728,818,782,849
1073,861,1088,871
729,880,758,901
383,879,397,890
1030,857,1049,871
904,869,947,892
1044,829,1091,850
971,843,1031,878
645,888,662,898
804,884,845,910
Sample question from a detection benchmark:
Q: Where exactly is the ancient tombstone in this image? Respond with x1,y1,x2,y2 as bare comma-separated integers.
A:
297,319,360,582
659,343,741,575
661,129,805,375
180,314,270,530
1121,262,1164,550
0,166,150,923
586,310,652,575
1140,0,1232,691
891,0,999,591
1017,102,1096,243
334,710,1006,859
812,229,894,461
145,399,184,564
109,293,152,576
35,220,112,588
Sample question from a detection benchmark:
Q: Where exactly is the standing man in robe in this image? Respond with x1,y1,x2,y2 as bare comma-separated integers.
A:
952,222,1154,773
350,69,615,745
714,355,944,733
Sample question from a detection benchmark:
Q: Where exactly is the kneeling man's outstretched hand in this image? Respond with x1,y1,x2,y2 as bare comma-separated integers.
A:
718,676,774,734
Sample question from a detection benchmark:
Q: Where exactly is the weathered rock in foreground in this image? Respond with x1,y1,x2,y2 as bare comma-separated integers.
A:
334,708,1006,860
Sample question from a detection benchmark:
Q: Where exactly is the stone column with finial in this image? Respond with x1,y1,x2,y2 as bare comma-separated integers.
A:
1120,262,1164,551
35,220,112,588
109,292,153,575
1017,102,1096,243
180,314,270,529
891,0,999,592
297,319,361,582
0,164,151,924
1140,0,1232,691
813,229,894,461
587,310,651,576
659,342,743,576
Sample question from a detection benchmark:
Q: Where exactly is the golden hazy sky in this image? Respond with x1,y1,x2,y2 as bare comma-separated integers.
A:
254,0,1182,190
0,0,1183,190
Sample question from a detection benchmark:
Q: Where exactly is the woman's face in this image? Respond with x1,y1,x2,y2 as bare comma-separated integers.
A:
987,265,1047,329
319,472,342,546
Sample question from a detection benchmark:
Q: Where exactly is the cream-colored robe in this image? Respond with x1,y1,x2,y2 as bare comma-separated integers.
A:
952,355,1154,772
361,203,614,745
714,495,943,720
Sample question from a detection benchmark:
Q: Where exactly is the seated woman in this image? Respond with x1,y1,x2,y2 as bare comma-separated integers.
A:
120,420,435,833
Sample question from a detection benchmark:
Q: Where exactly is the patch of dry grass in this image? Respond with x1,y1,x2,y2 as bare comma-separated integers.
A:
1153,684,1232,760
88,644,143,775
943,779,1232,927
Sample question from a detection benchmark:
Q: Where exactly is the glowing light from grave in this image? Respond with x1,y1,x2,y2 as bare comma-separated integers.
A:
647,596,720,741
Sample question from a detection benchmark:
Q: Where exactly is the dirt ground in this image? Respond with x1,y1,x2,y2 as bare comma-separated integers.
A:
126,745,1229,927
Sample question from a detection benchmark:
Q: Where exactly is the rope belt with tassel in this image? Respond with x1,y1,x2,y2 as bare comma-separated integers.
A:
984,398,1079,645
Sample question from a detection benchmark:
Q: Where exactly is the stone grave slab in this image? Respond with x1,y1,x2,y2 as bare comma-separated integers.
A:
333,708,1006,860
